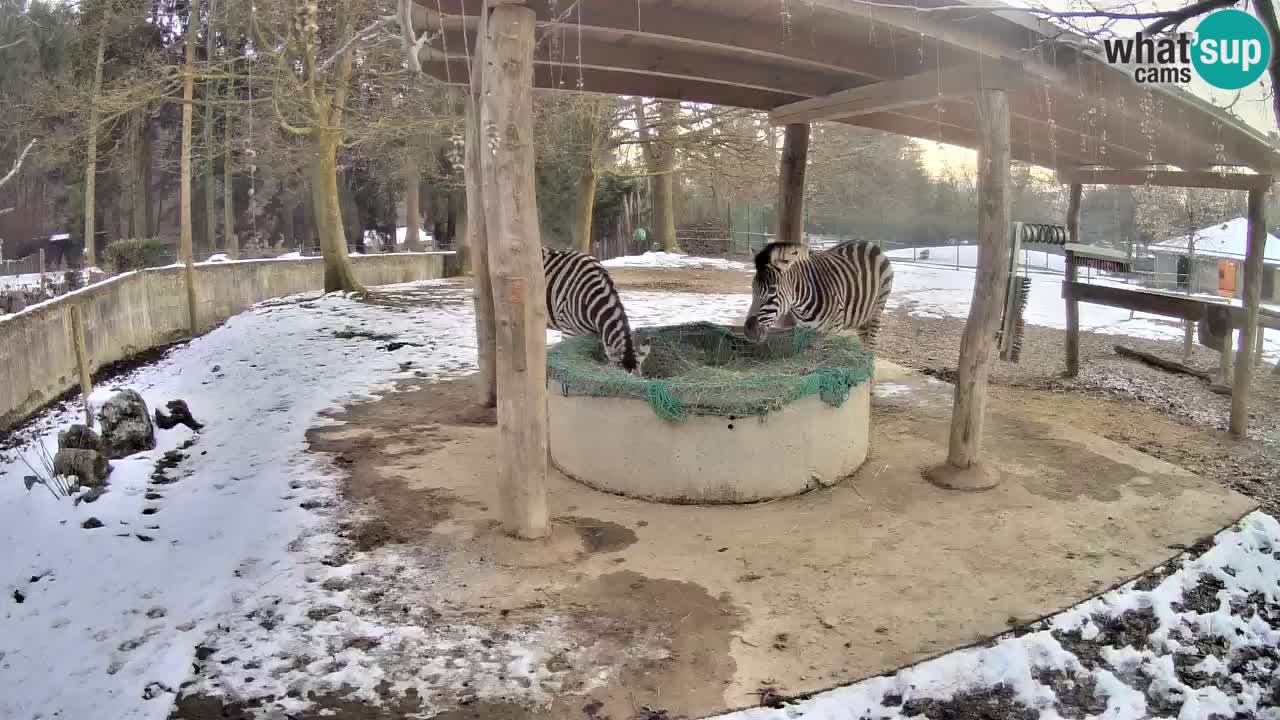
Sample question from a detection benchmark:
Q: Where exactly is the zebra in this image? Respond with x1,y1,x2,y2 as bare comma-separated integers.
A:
743,240,894,350
543,247,651,376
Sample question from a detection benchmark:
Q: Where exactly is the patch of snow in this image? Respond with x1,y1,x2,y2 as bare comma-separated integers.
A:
602,251,749,272
203,253,230,263
277,251,303,259
872,382,913,398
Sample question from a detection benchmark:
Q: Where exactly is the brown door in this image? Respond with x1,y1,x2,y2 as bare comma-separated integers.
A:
1218,259,1238,297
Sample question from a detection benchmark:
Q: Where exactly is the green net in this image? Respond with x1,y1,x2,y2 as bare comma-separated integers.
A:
546,322,876,422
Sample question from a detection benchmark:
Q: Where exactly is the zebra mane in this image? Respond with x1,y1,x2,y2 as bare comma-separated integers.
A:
754,242,809,274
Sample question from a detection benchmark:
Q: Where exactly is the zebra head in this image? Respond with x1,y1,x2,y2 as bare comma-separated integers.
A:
605,334,652,377
744,242,807,342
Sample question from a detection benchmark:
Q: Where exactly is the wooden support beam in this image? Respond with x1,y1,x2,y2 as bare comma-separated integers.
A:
775,124,809,245
466,0,496,407
1230,188,1268,437
1062,281,1280,331
927,88,1010,491
1064,184,1083,378
69,304,93,428
481,2,550,539
1057,168,1274,192
769,60,1027,126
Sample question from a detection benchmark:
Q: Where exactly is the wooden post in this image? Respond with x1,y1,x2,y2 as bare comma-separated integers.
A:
776,123,809,245
465,0,497,407
1064,183,1083,377
481,3,550,539
38,248,46,291
1229,188,1267,437
1216,328,1234,387
69,304,93,427
1255,325,1265,368
926,88,1010,490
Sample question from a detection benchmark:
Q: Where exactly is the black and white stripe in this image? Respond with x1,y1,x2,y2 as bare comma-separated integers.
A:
543,247,650,375
744,240,894,349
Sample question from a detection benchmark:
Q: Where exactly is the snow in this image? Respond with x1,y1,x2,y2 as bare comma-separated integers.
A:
0,282,744,720
887,243,1068,274
1152,216,1280,262
710,511,1280,720
887,258,1280,365
601,250,749,271
362,226,433,249
0,282,475,720
3,270,1279,719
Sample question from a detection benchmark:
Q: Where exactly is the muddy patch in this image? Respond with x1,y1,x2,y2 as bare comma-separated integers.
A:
557,516,638,554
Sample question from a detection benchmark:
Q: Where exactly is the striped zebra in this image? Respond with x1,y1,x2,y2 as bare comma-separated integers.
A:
543,247,651,376
744,240,894,350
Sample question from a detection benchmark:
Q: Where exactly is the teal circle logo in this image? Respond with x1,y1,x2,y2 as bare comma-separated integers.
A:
1192,9,1272,90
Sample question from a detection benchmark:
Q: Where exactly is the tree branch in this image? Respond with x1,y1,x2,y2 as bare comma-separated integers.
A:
1145,0,1240,34
318,15,397,73
0,37,26,52
0,138,37,190
1252,0,1280,129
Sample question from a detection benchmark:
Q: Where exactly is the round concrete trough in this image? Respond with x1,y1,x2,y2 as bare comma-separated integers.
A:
548,382,871,505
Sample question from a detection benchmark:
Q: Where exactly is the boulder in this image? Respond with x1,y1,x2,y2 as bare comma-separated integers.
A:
154,400,203,432
58,424,104,453
53,448,112,487
98,390,155,459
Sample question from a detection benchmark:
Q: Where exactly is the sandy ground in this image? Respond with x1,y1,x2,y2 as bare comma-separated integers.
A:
602,267,1280,518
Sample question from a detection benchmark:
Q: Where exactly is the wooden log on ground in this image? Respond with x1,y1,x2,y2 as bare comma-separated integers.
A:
776,123,809,245
1064,183,1082,377
1113,345,1213,381
481,3,550,539
1230,188,1268,437
466,0,497,407
927,88,1010,491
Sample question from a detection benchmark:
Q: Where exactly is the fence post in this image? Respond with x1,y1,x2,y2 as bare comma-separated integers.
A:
38,248,46,288
69,304,94,427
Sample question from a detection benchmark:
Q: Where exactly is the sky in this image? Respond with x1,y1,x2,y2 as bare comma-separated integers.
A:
917,0,1278,176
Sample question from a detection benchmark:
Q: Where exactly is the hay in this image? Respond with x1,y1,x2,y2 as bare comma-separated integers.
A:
546,322,875,422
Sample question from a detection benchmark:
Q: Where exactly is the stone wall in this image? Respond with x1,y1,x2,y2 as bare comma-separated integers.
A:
0,252,459,431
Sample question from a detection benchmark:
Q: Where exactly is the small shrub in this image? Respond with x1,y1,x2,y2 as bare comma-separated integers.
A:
104,238,171,272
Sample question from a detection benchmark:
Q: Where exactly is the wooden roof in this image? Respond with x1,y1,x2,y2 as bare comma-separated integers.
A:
410,0,1280,173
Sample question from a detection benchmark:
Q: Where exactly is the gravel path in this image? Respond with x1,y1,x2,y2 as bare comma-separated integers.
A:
877,306,1280,515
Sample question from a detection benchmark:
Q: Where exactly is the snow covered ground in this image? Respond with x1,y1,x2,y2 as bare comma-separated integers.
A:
2,271,1277,719
0,283,747,720
713,510,1280,720
602,250,750,272
597,246,1280,365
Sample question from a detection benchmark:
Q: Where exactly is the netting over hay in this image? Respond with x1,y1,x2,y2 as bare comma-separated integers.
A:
547,322,875,422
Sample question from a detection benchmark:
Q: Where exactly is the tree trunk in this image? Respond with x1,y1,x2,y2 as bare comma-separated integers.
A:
130,113,149,238
775,123,809,245
1230,189,1268,436
465,0,496,406
928,88,1010,489
403,153,422,250
481,3,549,539
446,189,458,248
311,131,362,292
653,100,679,252
203,0,217,254
1064,184,1083,376
573,164,597,254
144,127,156,237
281,198,295,251
83,32,107,268
223,91,237,257
180,0,200,332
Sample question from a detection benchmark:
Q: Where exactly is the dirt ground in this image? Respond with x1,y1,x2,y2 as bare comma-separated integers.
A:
601,266,1280,517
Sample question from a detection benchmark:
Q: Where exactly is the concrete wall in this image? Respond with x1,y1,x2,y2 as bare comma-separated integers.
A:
549,385,871,504
0,252,459,431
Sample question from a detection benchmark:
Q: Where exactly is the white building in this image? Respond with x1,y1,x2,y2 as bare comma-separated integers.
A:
1150,217,1280,302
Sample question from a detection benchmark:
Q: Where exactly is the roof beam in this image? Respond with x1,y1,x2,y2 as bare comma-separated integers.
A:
1057,168,1275,191
769,60,1029,126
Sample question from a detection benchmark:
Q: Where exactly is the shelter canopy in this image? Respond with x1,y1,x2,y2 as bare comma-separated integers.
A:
410,0,1280,173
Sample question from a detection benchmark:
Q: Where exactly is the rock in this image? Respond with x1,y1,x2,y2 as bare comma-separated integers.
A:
82,517,104,529
53,448,112,486
98,390,155,459
154,400,203,432
58,424,104,453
